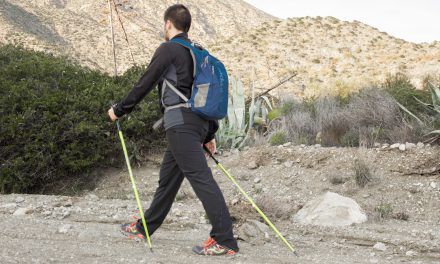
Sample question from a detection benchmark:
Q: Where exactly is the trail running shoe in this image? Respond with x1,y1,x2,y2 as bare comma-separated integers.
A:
192,237,237,256
120,222,145,242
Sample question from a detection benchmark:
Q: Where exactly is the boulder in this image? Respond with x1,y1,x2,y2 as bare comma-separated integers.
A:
292,192,367,226
238,220,270,242
373,242,387,251
390,143,400,149
13,207,33,216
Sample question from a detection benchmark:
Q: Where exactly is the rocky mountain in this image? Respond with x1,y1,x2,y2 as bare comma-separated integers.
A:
1,1,439,96
0,0,274,73
210,16,440,97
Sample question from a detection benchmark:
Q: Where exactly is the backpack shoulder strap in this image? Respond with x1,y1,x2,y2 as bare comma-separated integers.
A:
170,38,197,77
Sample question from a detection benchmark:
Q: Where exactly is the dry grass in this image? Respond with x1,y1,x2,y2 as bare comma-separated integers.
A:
274,85,428,147
352,158,372,188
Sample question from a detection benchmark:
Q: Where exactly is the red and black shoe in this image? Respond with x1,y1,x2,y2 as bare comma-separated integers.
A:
192,237,238,256
120,222,145,242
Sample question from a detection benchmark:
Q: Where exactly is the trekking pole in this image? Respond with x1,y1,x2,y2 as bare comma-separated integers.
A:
203,146,297,256
116,120,153,252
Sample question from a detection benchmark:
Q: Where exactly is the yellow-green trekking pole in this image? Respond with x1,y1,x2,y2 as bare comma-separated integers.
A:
203,146,297,256
116,120,153,252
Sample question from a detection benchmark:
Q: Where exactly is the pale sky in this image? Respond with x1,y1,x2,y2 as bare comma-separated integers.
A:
244,0,440,43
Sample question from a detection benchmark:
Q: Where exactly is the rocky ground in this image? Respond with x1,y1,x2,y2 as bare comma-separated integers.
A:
1,143,439,263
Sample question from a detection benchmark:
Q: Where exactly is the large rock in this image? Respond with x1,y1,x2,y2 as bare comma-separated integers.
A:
237,220,270,242
292,192,367,226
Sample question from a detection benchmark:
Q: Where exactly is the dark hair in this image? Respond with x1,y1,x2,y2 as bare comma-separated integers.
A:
164,4,191,32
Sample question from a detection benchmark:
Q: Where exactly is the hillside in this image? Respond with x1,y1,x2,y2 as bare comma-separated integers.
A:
1,2,438,96
0,0,274,74
211,17,440,96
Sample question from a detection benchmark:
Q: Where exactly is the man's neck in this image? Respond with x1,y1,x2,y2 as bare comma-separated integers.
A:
169,31,185,40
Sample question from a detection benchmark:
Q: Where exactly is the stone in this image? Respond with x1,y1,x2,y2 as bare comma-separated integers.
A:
85,194,99,201
416,142,424,148
283,161,293,168
292,192,367,227
61,210,71,219
248,160,259,170
57,224,72,234
430,182,437,189
15,197,25,203
373,242,387,251
13,207,33,216
238,220,270,242
248,220,270,233
1,203,17,210
398,144,406,151
254,178,261,183
283,142,292,147
405,250,417,257
390,143,400,149
314,144,321,148
405,142,416,149
63,199,73,207
373,142,381,148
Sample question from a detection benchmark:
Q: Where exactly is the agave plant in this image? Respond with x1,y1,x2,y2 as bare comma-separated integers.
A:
397,81,440,142
217,76,274,149
216,77,247,149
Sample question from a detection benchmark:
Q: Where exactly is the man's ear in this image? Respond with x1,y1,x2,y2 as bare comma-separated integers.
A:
165,20,172,30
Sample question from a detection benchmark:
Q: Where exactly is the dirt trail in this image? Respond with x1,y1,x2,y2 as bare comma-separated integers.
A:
1,144,439,263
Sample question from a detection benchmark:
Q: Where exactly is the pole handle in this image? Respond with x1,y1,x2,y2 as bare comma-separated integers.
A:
203,145,219,164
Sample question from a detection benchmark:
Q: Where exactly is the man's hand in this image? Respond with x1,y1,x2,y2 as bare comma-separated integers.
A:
204,138,217,157
107,107,118,122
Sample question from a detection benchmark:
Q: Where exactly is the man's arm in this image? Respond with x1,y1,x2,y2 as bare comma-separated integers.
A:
203,120,219,155
113,43,173,118
204,120,219,144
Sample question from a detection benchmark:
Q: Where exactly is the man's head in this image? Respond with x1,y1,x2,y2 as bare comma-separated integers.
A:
163,4,191,41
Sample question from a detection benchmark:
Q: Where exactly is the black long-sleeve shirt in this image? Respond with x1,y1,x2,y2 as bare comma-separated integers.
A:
113,33,218,143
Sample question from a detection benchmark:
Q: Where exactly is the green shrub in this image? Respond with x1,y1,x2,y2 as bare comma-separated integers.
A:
374,202,393,219
269,131,288,146
383,73,431,117
267,108,281,121
0,45,164,194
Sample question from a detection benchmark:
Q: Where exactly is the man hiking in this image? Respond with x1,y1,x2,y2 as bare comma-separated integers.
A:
107,4,239,256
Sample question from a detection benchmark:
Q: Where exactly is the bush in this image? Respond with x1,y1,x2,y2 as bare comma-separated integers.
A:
345,88,401,129
283,111,317,145
314,96,347,146
383,73,431,117
374,202,393,219
278,82,431,147
269,131,288,146
0,45,164,193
